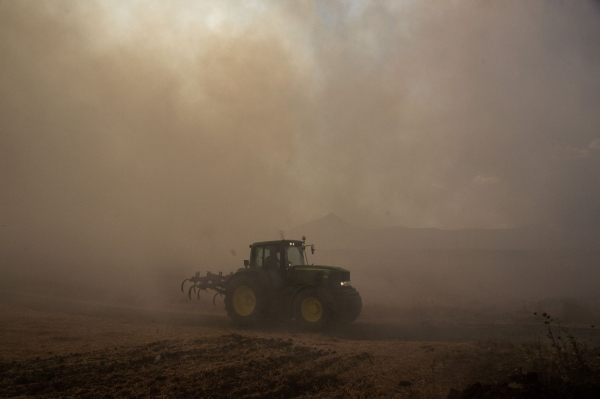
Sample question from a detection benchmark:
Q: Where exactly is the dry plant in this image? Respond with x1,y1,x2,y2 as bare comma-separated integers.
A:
524,312,597,386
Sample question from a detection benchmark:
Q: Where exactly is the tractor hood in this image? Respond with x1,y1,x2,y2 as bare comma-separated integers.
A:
290,265,349,274
289,265,351,287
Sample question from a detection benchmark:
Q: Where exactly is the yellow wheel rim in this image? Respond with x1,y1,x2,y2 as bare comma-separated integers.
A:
300,297,323,322
232,285,256,317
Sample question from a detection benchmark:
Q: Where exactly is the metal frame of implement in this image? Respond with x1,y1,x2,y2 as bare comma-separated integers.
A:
180,271,233,305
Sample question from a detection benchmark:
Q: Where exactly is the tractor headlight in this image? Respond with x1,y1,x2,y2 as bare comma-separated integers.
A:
340,281,350,286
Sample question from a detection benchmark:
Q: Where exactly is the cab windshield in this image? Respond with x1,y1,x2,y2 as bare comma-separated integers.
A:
286,245,304,266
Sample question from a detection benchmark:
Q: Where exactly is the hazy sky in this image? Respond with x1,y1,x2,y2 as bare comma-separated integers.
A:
1,1,600,275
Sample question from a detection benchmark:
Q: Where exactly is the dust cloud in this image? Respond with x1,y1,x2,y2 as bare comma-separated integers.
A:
1,1,599,310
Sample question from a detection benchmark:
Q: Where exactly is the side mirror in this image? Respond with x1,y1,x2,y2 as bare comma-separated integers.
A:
244,260,249,268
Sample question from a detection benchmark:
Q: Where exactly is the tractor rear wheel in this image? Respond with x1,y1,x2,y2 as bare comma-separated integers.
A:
293,288,336,331
224,276,265,325
334,286,362,324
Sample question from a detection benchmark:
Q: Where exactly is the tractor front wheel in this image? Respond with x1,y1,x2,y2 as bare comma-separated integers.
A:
224,276,265,326
293,288,335,331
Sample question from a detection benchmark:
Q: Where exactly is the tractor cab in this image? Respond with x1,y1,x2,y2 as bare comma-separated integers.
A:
245,239,306,271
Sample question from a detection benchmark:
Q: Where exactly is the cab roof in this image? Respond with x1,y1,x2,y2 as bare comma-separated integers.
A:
250,239,303,248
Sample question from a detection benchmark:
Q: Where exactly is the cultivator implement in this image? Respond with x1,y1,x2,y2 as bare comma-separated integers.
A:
179,237,362,329
181,271,233,304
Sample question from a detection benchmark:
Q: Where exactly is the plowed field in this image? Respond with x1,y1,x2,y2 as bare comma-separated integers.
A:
1,295,598,398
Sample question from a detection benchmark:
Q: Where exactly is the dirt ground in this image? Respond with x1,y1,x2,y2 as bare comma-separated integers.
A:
1,293,599,398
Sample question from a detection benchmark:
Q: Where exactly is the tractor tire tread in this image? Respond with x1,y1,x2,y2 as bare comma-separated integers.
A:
334,285,362,324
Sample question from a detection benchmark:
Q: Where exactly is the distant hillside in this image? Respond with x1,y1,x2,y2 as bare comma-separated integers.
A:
286,213,584,250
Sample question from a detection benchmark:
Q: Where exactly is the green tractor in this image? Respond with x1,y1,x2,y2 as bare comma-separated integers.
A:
181,237,362,330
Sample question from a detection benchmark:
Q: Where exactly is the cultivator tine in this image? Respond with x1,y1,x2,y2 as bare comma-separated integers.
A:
188,284,197,300
212,292,219,306
180,278,190,293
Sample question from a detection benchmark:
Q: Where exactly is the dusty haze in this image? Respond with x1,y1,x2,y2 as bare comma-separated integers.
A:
1,1,600,309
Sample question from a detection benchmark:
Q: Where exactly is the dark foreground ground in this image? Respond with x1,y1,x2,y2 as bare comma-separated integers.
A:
1,292,599,398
